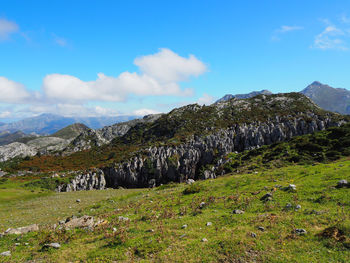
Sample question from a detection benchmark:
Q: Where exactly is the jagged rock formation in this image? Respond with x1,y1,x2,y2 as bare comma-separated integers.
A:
215,90,273,103
56,169,106,192
62,114,163,154
59,113,345,191
0,142,37,162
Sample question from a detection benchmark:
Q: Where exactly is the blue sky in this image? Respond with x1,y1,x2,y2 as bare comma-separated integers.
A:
1,0,350,121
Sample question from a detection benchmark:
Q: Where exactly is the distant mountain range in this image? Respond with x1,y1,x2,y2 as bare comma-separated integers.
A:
300,81,350,115
216,81,350,115
0,113,137,135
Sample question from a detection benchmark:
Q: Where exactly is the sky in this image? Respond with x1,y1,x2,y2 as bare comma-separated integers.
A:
1,0,350,121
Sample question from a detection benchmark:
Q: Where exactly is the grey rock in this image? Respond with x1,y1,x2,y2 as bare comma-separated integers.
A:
186,179,195,185
260,193,273,202
250,232,257,238
2,224,39,235
57,169,106,192
258,226,265,231
206,222,212,226
285,203,293,210
181,224,188,229
0,251,11,256
76,199,81,203
295,204,301,211
287,184,297,191
295,229,307,235
44,243,61,249
233,209,245,214
201,238,208,242
336,179,349,188
118,216,129,221
199,202,206,209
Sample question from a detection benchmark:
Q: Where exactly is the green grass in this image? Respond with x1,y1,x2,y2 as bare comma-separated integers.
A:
1,159,350,262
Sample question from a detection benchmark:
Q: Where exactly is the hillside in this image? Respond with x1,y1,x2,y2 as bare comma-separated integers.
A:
52,123,90,140
300,81,350,115
0,158,349,262
215,90,273,103
2,93,345,191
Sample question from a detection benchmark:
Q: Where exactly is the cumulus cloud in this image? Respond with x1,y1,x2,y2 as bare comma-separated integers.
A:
43,49,205,102
313,25,348,50
0,18,19,41
0,77,30,103
133,108,161,116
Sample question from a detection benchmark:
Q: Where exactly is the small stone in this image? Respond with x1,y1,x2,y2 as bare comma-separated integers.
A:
112,228,117,232
146,229,155,233
118,216,129,221
181,224,188,229
0,251,11,256
15,243,20,246
201,238,208,242
260,193,273,202
285,203,293,210
233,209,245,214
24,243,29,246
295,229,307,235
295,204,301,211
76,199,81,203
44,243,61,249
199,202,206,209
206,222,212,226
287,184,297,191
180,234,186,238
251,232,257,238
336,180,348,188
186,179,195,185
258,226,265,232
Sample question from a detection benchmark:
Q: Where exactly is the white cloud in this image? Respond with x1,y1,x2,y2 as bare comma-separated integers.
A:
134,48,207,83
43,48,205,102
28,103,119,117
0,111,11,118
197,93,215,105
313,25,348,50
0,18,19,41
272,25,303,41
53,34,67,47
0,77,30,103
277,25,304,33
133,108,161,116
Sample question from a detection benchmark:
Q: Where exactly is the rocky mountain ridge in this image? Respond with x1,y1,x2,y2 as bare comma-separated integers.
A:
56,93,347,191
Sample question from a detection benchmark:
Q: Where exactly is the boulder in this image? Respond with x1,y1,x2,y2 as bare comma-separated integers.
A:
3,224,39,235
64,215,95,230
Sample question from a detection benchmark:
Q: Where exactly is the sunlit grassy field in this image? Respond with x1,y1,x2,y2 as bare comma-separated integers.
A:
1,159,350,262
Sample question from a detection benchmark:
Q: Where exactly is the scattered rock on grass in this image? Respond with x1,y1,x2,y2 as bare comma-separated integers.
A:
186,179,195,185
258,226,265,232
286,184,297,191
182,224,188,229
0,251,11,256
233,209,245,214
336,180,349,188
206,222,212,226
118,216,129,221
3,224,39,235
199,202,206,209
260,193,273,202
76,199,81,203
295,204,301,211
201,238,208,242
295,229,307,235
251,232,257,238
43,243,61,249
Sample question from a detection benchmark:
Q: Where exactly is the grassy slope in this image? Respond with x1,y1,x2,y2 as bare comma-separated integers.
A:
1,159,350,262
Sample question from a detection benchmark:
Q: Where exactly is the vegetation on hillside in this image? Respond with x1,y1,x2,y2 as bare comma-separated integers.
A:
0,159,349,262
1,93,346,173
